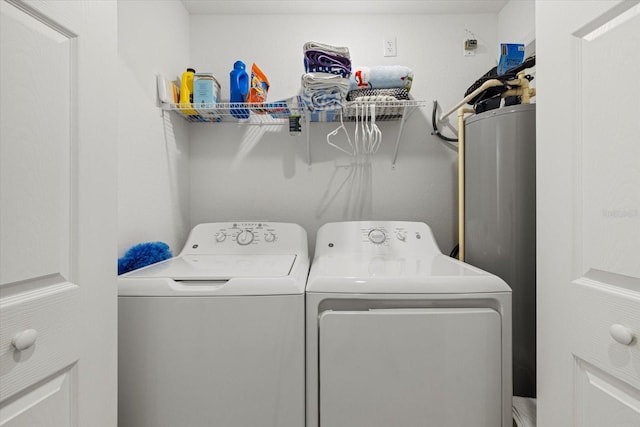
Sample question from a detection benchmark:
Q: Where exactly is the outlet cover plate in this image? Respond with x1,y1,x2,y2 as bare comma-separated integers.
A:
384,37,397,57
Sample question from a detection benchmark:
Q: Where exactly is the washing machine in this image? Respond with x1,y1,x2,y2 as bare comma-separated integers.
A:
118,222,308,427
306,221,512,427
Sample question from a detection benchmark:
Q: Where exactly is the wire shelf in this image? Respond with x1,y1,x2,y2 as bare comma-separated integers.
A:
161,98,429,167
163,102,300,123
327,99,427,122
162,99,428,123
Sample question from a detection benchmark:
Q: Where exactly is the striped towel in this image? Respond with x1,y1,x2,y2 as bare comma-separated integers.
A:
347,88,410,101
304,50,351,77
303,41,350,59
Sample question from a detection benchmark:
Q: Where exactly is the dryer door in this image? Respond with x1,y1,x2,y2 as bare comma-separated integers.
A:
319,308,502,427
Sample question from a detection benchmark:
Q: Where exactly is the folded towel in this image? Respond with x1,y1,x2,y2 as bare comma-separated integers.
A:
347,87,410,101
350,65,414,91
304,50,351,77
303,41,351,59
307,110,339,122
301,72,350,111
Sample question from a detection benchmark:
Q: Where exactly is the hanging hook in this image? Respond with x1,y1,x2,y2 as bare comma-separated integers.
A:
327,110,354,156
371,103,383,153
354,103,360,155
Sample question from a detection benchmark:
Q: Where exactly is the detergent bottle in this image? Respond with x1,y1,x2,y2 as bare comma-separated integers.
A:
230,61,250,119
179,68,198,115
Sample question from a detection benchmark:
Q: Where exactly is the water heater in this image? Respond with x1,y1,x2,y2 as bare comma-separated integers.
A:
464,103,536,398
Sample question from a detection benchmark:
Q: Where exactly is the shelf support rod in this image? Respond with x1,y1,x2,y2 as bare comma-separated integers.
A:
391,105,409,168
306,113,311,166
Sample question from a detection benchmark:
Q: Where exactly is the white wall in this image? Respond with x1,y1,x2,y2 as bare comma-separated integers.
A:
117,0,192,256
498,0,535,48
498,0,535,92
188,13,498,253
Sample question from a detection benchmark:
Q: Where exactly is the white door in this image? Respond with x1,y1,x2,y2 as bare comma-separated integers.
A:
537,1,640,425
0,0,117,425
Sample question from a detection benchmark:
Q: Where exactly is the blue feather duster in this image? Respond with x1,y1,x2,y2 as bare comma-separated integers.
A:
118,242,172,275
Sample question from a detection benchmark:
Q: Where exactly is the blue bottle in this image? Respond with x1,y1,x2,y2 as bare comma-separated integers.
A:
230,60,250,119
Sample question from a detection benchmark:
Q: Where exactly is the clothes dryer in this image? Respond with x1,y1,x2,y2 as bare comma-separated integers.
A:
118,222,308,427
306,221,512,427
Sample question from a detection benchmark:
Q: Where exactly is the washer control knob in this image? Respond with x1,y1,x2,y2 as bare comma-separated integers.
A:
264,232,276,243
368,229,386,244
396,232,406,241
215,232,226,242
236,229,255,246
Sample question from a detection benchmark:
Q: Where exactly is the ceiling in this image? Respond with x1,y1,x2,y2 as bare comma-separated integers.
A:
182,0,510,15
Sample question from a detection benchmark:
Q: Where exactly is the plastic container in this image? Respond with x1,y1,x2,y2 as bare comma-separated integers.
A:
179,68,198,115
497,43,525,75
247,63,269,104
194,73,221,107
194,73,221,120
230,61,250,119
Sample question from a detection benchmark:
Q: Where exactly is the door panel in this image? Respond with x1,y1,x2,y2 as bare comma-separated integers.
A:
537,1,640,425
0,367,76,427
571,4,640,423
578,4,640,278
0,282,79,400
574,359,640,427
0,0,71,286
572,272,640,389
0,2,79,424
0,0,117,425
319,308,502,427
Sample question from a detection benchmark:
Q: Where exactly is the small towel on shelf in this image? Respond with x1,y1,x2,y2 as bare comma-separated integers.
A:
304,50,351,77
303,41,351,78
303,41,351,59
301,72,350,111
347,87,410,101
350,65,414,91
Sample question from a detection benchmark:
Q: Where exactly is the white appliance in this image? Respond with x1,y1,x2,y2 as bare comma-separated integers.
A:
118,222,309,427
306,221,512,427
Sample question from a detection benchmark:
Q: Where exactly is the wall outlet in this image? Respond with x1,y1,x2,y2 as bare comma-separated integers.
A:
384,37,397,57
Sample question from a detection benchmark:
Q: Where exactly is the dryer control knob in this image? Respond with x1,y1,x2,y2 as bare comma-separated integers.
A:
368,229,386,244
396,232,406,241
236,230,255,245
264,232,277,243
215,232,226,242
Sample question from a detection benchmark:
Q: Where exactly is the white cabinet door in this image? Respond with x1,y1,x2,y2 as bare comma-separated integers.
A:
537,1,640,425
0,0,117,425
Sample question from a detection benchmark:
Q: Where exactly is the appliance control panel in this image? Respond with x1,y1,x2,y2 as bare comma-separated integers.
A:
316,221,441,256
362,226,418,245
179,222,307,255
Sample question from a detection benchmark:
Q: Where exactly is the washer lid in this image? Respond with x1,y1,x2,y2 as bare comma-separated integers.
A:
306,254,510,293
121,254,297,280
